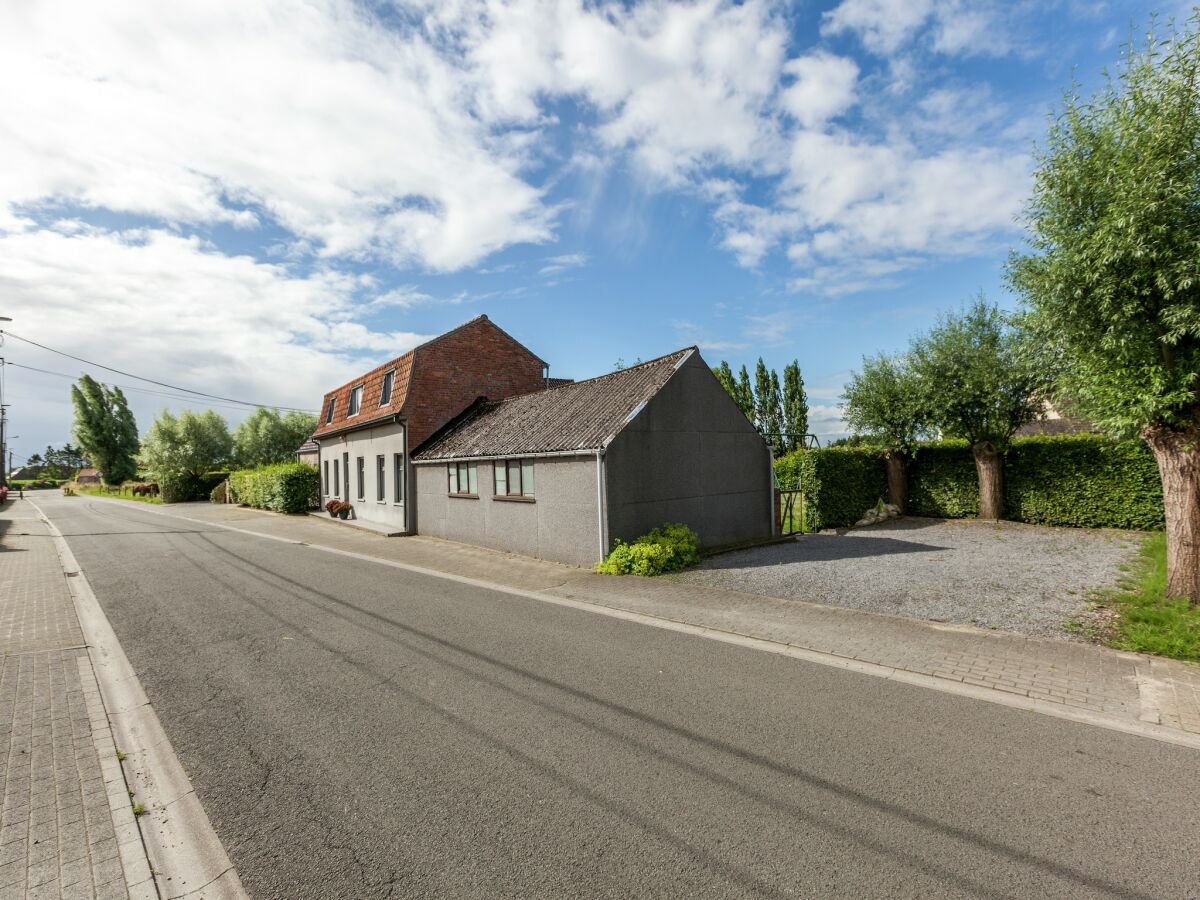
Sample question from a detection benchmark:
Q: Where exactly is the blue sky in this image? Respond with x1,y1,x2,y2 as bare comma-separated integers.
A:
0,0,1173,460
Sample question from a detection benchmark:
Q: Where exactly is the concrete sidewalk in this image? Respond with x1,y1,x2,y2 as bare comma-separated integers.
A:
0,499,156,899
112,498,1200,745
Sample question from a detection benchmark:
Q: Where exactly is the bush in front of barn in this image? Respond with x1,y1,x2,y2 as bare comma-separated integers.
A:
596,523,700,576
228,463,319,514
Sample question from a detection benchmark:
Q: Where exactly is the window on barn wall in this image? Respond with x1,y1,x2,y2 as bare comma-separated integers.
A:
380,370,395,406
448,462,477,495
494,459,535,497
348,385,363,417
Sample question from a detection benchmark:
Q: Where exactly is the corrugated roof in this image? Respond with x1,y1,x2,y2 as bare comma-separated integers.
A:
413,348,694,461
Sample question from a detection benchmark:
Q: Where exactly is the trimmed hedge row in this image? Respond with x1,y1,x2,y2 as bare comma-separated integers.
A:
159,472,229,504
776,434,1164,531
776,446,887,531
229,463,319,514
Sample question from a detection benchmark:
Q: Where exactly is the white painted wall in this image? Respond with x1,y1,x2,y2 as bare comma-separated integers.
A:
317,420,409,531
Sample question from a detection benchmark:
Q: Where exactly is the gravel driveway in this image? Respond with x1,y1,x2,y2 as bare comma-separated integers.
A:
676,518,1142,640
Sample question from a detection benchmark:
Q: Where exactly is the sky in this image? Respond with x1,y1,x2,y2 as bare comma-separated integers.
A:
0,0,1176,463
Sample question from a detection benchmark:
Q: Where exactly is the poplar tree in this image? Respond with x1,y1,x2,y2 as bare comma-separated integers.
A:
70,375,139,485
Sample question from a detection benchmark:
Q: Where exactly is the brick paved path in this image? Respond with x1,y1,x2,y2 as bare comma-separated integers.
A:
0,499,155,899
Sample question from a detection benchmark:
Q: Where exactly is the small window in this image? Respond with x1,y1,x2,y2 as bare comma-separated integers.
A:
376,455,386,502
343,452,349,499
333,459,340,496
380,370,395,406
348,385,363,417
495,459,535,497
322,460,329,496
448,462,477,496
325,397,336,424
393,453,405,504
356,457,365,500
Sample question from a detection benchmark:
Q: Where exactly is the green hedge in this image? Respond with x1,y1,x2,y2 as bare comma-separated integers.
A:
159,472,230,504
775,447,887,530
779,435,1164,531
228,463,319,514
908,441,979,519
1006,435,1163,530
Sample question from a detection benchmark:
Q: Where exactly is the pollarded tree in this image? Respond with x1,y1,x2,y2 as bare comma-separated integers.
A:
909,298,1043,519
1009,16,1200,601
842,353,930,512
71,375,139,485
140,409,233,481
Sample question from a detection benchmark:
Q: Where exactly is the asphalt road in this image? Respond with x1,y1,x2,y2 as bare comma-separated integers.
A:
35,493,1200,899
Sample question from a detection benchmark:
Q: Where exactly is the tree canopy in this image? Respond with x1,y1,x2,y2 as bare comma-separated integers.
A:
232,408,318,467
909,298,1044,450
140,409,232,480
842,353,929,455
1008,18,1200,438
71,375,139,484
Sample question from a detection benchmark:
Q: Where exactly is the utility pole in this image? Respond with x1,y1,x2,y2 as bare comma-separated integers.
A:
0,317,11,488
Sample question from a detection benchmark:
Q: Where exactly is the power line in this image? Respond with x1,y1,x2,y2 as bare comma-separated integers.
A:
1,331,319,414
4,361,303,414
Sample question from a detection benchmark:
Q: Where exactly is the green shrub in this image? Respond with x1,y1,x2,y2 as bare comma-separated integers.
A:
908,440,979,519
596,523,700,576
228,463,319,514
775,447,887,531
158,472,230,504
1006,435,1163,530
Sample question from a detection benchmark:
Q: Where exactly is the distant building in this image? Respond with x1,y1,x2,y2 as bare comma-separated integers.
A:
295,440,319,468
75,468,102,484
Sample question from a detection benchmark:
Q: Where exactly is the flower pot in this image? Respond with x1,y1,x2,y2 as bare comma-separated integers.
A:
328,509,337,517
337,508,350,520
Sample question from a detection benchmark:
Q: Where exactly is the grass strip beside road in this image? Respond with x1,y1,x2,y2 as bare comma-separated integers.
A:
75,485,163,505
1098,533,1200,662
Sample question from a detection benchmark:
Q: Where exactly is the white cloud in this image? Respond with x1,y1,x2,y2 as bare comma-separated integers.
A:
822,0,1009,58
538,253,588,277
0,0,554,271
779,51,860,129
822,0,935,55
0,227,430,444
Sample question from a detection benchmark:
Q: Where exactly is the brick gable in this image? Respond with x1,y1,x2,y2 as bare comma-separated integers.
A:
311,315,546,444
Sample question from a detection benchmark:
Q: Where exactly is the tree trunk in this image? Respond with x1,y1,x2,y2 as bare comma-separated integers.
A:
1142,424,1200,605
971,441,1004,520
884,450,908,513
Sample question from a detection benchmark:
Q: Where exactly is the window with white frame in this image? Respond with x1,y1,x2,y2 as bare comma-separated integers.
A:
348,385,364,417
447,462,478,496
322,460,329,496
333,459,340,496
376,455,386,502
379,370,395,406
356,456,365,500
494,459,535,498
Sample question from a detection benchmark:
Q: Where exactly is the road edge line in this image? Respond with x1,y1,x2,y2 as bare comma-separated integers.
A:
29,497,250,900
75,494,1200,751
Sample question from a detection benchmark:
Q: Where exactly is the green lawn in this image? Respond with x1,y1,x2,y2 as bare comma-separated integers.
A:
1100,533,1200,662
75,485,162,505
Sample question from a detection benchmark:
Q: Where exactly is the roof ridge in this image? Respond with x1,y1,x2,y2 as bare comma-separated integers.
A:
514,346,694,399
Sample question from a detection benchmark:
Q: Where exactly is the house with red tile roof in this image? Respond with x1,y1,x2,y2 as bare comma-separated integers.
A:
312,315,774,562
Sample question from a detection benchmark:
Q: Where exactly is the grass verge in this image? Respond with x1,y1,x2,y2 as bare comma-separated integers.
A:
76,485,162,505
1095,533,1200,662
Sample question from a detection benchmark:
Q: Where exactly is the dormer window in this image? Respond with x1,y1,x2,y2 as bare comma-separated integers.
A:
348,385,363,417
325,397,336,424
380,370,395,406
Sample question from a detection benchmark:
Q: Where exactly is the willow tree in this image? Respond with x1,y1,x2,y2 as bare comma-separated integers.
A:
1009,18,1200,602
842,353,929,512
909,299,1042,519
71,375,139,485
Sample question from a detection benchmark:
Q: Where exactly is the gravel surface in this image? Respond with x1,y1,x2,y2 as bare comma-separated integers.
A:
678,518,1142,640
